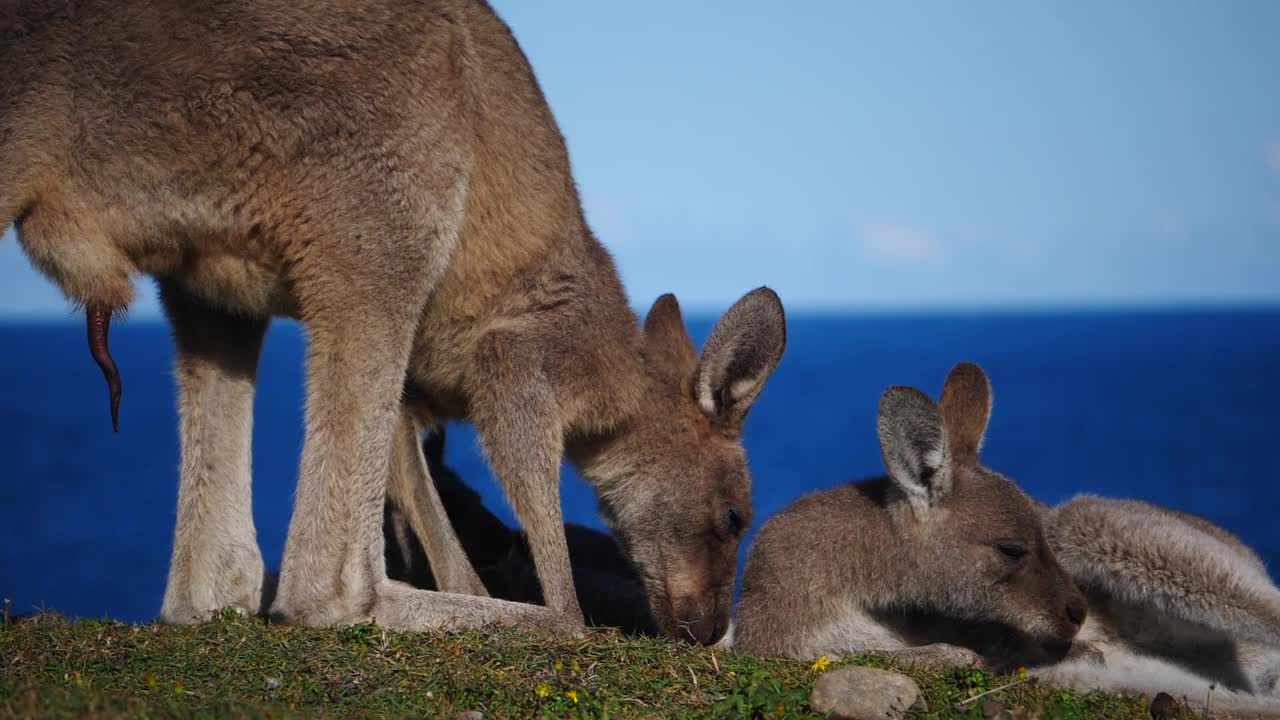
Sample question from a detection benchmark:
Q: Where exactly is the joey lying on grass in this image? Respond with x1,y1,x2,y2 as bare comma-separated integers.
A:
733,363,1086,671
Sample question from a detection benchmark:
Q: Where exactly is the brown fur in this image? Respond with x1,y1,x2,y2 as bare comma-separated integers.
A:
2,0,785,643
383,429,656,636
733,364,1086,669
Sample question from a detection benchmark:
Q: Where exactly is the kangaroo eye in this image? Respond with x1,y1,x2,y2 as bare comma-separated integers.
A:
995,541,1029,560
726,508,744,536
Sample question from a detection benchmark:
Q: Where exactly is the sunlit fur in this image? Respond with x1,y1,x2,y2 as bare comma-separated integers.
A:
1036,496,1280,716
2,0,783,641
383,428,657,636
734,364,1086,669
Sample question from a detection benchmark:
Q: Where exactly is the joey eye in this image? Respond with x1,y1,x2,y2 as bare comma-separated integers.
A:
726,508,744,537
995,541,1029,560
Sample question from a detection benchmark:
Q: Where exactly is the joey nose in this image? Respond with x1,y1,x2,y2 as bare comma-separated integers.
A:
1066,599,1087,628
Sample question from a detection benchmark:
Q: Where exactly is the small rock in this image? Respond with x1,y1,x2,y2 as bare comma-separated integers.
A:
264,676,282,690
810,665,921,720
449,712,484,720
1149,692,1178,720
981,700,1007,719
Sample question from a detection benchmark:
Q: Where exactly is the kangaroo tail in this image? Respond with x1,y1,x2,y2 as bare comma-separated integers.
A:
1035,647,1280,719
1049,496,1280,647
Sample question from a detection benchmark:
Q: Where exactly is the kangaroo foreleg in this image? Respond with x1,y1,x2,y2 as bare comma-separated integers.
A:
470,329,584,628
880,643,986,671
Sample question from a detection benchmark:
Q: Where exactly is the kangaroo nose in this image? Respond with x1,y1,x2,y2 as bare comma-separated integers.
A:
1066,599,1087,627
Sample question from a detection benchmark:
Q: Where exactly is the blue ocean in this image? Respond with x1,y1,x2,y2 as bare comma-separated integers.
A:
1,310,1277,623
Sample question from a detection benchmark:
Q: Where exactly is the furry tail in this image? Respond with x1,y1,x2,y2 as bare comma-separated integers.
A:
1035,647,1280,720
1049,496,1280,647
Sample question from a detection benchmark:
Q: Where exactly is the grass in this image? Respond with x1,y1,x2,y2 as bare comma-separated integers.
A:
0,609,1203,719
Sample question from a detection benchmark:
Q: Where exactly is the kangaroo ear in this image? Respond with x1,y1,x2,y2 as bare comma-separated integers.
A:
643,293,698,388
695,287,786,429
878,386,951,511
423,425,446,468
938,362,991,461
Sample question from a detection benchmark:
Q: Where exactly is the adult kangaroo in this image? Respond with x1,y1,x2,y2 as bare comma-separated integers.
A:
1,0,785,643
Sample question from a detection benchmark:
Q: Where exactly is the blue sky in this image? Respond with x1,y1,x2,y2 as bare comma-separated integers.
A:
3,0,1278,317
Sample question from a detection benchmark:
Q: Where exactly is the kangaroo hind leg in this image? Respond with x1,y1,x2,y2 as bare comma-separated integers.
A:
159,279,270,623
267,198,571,632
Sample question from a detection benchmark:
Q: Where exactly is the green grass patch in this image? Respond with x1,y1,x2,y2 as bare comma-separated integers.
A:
0,610,1201,718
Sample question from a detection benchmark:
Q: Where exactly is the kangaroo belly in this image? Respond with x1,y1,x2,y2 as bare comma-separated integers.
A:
157,247,297,318
15,168,297,317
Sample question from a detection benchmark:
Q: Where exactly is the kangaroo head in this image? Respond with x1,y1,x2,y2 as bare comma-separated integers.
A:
878,363,1086,652
584,287,785,645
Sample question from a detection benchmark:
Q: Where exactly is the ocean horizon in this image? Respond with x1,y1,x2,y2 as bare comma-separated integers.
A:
2,308,1277,623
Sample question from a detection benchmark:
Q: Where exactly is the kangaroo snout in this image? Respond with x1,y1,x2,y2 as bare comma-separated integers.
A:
1043,558,1088,643
1035,584,1087,653
1065,596,1087,630
669,594,731,646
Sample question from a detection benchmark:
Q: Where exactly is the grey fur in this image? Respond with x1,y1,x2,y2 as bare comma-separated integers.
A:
733,363,1086,670
1036,495,1280,713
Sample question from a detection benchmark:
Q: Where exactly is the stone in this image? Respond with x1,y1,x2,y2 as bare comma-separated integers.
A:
810,665,922,720
449,712,484,720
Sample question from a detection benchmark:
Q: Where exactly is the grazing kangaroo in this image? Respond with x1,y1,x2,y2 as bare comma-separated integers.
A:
1036,496,1280,717
733,363,1087,669
384,427,656,635
2,0,785,642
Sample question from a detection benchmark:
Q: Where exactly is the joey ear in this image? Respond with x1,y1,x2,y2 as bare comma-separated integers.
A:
423,425,446,468
938,362,992,461
695,287,786,428
878,386,951,510
643,293,698,387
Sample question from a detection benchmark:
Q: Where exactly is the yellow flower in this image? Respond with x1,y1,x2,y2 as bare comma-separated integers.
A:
535,683,552,698
811,656,831,672
554,659,563,671
566,690,580,704
1018,667,1028,680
